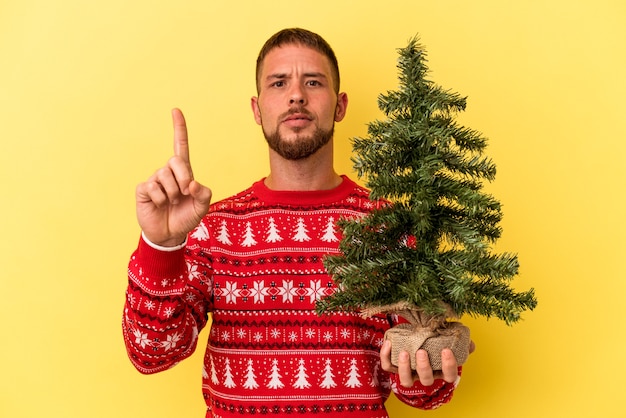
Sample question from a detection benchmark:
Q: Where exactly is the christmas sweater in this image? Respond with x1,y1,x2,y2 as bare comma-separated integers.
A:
123,175,459,417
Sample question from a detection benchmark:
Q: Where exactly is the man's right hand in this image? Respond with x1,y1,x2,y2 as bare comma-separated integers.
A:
135,108,212,247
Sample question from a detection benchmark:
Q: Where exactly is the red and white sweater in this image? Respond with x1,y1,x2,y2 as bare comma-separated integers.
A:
123,176,459,417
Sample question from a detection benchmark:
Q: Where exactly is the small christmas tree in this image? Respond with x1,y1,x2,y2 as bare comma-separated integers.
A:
317,36,537,370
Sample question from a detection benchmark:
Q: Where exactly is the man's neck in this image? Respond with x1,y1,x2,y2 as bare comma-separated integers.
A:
265,146,342,191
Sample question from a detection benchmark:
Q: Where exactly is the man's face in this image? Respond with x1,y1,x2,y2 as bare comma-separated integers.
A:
251,44,347,160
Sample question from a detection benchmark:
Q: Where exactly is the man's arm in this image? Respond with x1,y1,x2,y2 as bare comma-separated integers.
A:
122,109,213,373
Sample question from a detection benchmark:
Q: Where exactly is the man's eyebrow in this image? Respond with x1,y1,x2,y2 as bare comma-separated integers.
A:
267,73,289,80
303,72,328,79
265,72,328,81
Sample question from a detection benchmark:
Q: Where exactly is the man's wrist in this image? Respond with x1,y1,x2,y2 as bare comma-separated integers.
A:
141,231,187,252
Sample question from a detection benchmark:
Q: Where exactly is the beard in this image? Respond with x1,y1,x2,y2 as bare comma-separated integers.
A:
263,126,334,160
262,108,334,160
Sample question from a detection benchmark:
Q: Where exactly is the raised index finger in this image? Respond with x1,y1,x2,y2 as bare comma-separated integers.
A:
172,108,190,164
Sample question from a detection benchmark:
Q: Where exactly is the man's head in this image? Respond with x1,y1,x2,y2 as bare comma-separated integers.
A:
256,28,340,95
251,28,348,161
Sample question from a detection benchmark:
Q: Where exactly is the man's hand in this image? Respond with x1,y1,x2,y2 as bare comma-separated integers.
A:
380,339,475,387
135,108,212,247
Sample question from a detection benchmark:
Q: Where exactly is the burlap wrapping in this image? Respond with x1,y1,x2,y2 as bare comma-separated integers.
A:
384,321,470,370
363,302,471,371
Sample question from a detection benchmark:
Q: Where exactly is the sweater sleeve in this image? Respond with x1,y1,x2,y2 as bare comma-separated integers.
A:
122,235,212,374
391,368,460,410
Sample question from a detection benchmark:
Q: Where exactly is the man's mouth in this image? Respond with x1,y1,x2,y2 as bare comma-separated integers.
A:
281,110,314,129
283,113,312,122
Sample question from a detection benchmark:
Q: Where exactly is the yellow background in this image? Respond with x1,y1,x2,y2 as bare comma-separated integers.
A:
1,1,625,417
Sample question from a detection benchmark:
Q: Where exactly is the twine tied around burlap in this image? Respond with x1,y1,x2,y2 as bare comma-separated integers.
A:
362,302,471,371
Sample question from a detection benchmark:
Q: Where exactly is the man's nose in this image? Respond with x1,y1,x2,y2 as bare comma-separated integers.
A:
289,85,306,105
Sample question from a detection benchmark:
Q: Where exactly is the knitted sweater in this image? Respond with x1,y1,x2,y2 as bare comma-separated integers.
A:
123,175,458,417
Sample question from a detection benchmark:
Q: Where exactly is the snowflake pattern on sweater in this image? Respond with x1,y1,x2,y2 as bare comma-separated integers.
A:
123,176,458,417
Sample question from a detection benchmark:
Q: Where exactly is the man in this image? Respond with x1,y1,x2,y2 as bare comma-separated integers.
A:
123,28,468,417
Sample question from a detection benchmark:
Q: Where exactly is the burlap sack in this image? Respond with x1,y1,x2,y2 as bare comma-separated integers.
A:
384,321,470,371
363,301,471,371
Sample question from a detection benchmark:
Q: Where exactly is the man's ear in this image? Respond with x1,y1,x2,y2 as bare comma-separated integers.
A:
251,96,262,125
335,92,348,122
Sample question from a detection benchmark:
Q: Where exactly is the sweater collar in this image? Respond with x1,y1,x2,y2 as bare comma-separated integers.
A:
251,175,357,206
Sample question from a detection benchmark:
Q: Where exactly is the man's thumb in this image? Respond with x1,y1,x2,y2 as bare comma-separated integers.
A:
189,180,212,212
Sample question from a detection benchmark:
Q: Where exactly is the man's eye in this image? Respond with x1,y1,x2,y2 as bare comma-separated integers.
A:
272,81,284,87
307,80,321,86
